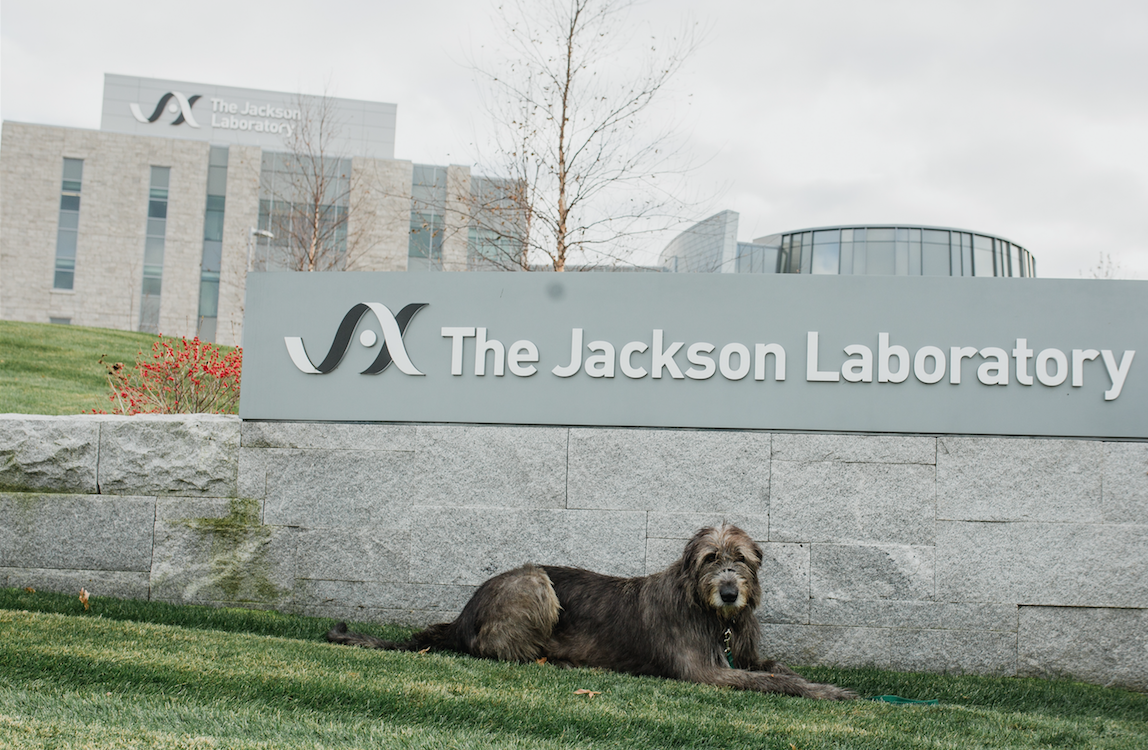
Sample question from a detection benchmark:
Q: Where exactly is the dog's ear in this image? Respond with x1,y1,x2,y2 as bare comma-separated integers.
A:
681,527,717,572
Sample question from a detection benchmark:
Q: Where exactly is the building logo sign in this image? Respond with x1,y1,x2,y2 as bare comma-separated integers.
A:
241,273,1148,439
129,92,202,127
285,302,427,375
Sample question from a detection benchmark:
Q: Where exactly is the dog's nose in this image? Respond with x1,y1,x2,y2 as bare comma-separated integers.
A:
720,584,739,603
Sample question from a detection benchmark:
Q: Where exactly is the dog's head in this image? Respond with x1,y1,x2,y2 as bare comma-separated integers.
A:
682,523,763,618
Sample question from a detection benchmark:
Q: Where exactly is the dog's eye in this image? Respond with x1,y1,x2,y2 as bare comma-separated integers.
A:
702,552,718,565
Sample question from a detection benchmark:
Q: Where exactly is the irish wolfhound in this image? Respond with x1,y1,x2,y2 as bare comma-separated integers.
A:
327,523,855,700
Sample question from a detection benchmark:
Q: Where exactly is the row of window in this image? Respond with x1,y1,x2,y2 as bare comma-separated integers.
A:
739,227,1036,278
197,146,229,342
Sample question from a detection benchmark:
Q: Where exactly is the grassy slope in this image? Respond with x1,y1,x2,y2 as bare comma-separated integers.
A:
1,589,1145,750
0,320,162,415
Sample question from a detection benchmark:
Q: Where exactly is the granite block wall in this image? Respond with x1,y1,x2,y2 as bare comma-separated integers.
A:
1,413,1145,690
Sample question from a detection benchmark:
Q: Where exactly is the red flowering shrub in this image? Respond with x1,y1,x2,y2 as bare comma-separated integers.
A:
97,336,242,415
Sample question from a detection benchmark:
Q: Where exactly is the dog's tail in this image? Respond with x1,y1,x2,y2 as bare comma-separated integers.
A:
326,621,412,650
326,621,458,652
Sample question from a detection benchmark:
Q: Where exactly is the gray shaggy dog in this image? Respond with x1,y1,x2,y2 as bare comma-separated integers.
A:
327,523,855,700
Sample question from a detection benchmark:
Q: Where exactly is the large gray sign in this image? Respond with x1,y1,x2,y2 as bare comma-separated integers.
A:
240,273,1146,439
100,74,396,158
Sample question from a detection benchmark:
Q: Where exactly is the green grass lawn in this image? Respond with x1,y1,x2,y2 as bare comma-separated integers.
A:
1,588,1145,749
0,320,163,415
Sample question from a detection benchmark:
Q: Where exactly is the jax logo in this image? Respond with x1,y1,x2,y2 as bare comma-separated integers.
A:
285,302,428,375
129,92,202,128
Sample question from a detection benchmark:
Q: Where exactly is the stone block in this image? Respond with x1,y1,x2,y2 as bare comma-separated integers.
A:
759,623,1017,676
0,493,154,571
772,433,935,465
2,567,151,600
295,579,476,612
295,527,410,583
259,448,422,529
0,415,99,493
1101,442,1148,523
769,461,935,545
241,421,417,451
409,508,646,585
937,521,1148,608
568,428,769,513
1018,606,1147,691
150,497,295,605
810,599,1017,632
937,437,1103,522
97,414,239,496
757,542,811,624
408,425,568,508
810,544,934,601
646,512,769,543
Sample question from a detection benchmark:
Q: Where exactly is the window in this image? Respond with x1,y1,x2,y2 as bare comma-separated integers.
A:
139,166,170,333
409,164,447,271
973,235,994,277
865,228,896,275
53,158,83,289
811,230,839,274
198,147,228,341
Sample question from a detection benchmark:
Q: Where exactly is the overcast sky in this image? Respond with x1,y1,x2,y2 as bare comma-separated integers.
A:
2,0,1145,278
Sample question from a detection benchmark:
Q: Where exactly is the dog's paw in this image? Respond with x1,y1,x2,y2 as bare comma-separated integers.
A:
808,683,858,701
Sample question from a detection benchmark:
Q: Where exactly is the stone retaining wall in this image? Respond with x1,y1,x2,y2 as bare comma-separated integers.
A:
1,413,1145,690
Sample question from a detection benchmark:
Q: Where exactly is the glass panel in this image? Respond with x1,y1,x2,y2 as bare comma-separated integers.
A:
148,200,167,219
922,229,948,244
839,241,854,274
55,230,77,257
149,166,170,189
973,235,994,276
60,195,80,211
198,279,220,318
961,234,973,276
811,243,839,274
58,210,79,230
201,240,222,273
62,180,82,192
867,241,895,275
895,228,909,242
922,242,950,275
799,233,812,274
197,316,218,343
867,228,895,242
53,269,74,290
62,158,83,182
144,236,165,265
909,239,922,275
209,145,229,167
813,229,839,244
909,228,921,242
853,228,866,242
147,218,166,237
141,276,163,295
204,210,225,242
206,195,225,211
840,228,853,242
54,256,75,271
895,240,909,275
139,295,161,334
207,166,228,196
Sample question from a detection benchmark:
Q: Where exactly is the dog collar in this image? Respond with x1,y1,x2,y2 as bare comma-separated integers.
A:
722,628,734,667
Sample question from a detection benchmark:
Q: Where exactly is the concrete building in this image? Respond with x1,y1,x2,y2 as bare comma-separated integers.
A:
660,211,1038,278
1,75,504,346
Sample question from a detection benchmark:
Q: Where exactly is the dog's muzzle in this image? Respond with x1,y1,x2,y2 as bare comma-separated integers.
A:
719,582,740,604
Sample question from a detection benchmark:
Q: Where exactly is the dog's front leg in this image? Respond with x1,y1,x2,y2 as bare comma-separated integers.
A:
686,665,857,701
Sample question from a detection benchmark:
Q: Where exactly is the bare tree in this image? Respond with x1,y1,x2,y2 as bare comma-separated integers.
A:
1085,252,1125,279
469,0,701,272
256,93,365,273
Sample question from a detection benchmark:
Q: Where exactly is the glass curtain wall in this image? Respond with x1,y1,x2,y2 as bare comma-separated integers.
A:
255,152,351,272
53,158,83,290
772,226,1034,277
139,166,170,333
408,164,446,271
197,146,228,341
